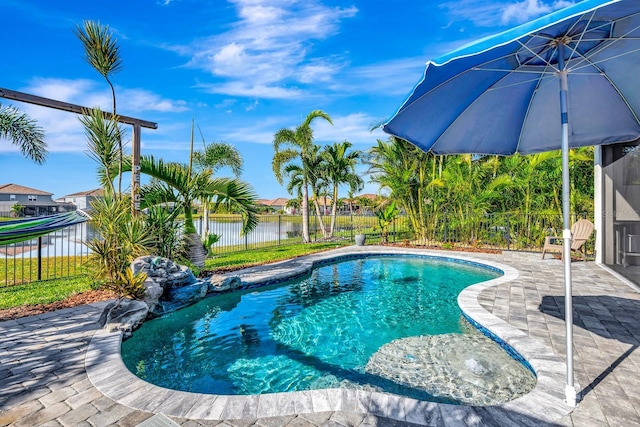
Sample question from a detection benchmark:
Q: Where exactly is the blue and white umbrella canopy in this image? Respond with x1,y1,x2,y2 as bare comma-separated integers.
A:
383,0,640,408
383,0,640,155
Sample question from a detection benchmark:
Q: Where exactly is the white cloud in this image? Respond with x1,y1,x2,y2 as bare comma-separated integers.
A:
119,88,189,113
502,0,574,24
331,58,429,97
181,0,358,98
441,0,575,27
198,81,303,99
312,113,386,145
246,99,259,111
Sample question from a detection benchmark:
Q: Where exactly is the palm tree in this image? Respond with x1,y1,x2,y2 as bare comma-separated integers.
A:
193,142,243,239
367,137,442,243
272,110,333,243
0,103,47,164
122,155,258,267
76,20,124,193
305,144,330,238
320,141,362,237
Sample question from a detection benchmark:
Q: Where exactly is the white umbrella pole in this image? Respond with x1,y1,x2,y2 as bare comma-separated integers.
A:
558,44,576,408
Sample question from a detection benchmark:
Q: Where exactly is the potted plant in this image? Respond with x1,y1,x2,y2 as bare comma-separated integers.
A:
353,220,366,246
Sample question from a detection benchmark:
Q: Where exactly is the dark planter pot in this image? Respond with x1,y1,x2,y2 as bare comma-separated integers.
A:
354,234,366,246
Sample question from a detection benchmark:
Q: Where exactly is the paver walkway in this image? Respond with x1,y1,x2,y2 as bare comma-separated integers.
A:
1,248,639,426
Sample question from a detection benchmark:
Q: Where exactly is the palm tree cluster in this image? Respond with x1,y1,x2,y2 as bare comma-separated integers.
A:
366,137,594,247
77,20,258,292
272,110,363,242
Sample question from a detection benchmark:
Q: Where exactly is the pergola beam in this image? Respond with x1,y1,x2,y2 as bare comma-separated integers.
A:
0,86,158,214
0,87,157,129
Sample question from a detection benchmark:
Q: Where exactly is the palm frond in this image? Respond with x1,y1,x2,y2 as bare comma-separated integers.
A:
0,103,47,164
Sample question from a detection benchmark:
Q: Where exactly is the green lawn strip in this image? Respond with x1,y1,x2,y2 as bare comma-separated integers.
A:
204,240,353,272
0,275,93,309
2,242,354,309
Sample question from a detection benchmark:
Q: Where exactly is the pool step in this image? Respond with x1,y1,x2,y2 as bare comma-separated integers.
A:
136,413,180,427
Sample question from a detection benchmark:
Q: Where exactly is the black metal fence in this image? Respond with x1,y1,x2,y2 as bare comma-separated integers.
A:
1,212,594,286
0,222,91,286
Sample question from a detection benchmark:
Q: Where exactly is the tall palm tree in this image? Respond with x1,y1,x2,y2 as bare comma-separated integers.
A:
321,141,362,237
305,144,330,238
121,155,258,267
345,174,365,216
272,110,332,243
76,20,124,193
0,103,47,164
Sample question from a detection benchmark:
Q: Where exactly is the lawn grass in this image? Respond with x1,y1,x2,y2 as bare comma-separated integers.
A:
205,241,353,271
0,275,93,309
0,255,88,286
1,241,355,310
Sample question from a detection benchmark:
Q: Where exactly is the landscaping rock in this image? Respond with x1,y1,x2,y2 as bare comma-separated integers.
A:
129,255,213,318
131,256,197,290
208,275,242,292
158,281,209,314
142,278,164,316
99,299,149,338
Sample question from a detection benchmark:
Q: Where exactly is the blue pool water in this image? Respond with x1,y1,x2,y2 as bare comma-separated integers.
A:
121,255,534,404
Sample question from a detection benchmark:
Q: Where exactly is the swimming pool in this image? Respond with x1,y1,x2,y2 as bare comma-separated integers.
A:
121,255,536,405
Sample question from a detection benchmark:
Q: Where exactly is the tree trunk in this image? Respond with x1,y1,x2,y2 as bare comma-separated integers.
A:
186,232,207,268
302,183,310,243
312,199,328,238
203,203,210,237
329,185,338,238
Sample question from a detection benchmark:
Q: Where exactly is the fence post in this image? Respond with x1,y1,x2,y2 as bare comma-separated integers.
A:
278,215,281,246
444,213,448,242
37,236,42,281
393,219,397,243
244,232,248,251
507,214,511,251
350,214,354,242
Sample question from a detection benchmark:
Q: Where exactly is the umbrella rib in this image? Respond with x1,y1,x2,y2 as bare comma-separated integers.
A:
516,38,559,71
565,10,597,64
475,67,556,75
484,74,555,91
570,46,640,73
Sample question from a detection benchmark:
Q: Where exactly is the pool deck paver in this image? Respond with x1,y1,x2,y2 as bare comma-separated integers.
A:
1,246,639,426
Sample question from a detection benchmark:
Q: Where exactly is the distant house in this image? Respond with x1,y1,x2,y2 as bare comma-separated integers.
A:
0,183,75,217
340,193,380,215
257,198,294,214
57,188,104,210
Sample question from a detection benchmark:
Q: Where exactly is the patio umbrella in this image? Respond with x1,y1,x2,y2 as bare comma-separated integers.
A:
383,0,640,407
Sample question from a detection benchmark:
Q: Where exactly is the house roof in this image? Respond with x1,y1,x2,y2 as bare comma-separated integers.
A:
356,193,379,200
62,188,104,198
0,183,52,196
269,197,289,206
257,198,289,207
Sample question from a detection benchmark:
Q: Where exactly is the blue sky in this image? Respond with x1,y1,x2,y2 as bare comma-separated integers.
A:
0,0,574,200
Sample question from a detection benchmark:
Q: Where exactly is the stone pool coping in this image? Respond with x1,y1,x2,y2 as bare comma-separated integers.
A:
85,245,573,425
